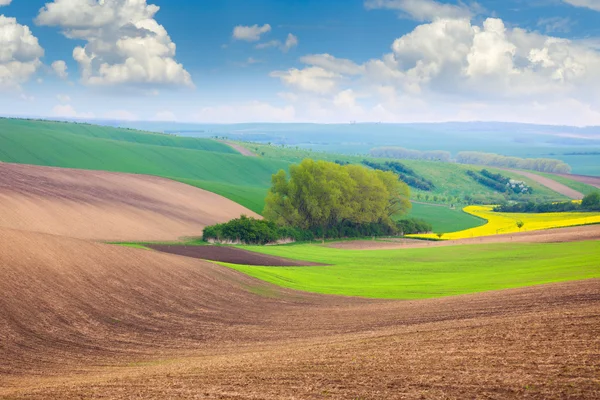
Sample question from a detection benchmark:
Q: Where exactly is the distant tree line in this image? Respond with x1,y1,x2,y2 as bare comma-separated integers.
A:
370,147,452,162
494,192,600,213
467,169,532,194
456,152,571,173
362,160,435,191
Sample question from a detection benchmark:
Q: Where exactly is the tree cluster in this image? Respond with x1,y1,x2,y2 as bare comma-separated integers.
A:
494,192,600,213
370,147,452,162
457,151,571,173
202,216,314,245
467,169,532,194
362,160,435,191
263,159,412,236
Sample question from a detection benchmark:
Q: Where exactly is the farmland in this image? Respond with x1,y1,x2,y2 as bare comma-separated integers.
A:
227,241,600,299
0,119,599,399
3,118,595,230
411,205,600,239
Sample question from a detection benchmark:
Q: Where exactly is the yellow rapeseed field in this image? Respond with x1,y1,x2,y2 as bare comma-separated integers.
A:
412,205,600,240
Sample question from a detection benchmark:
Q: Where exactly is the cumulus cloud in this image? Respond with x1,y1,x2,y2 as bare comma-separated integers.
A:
232,24,271,41
562,0,600,11
36,0,193,88
365,0,474,21
0,15,44,90
0,0,12,6
256,33,298,52
270,66,341,95
51,60,68,79
271,15,600,125
283,33,298,51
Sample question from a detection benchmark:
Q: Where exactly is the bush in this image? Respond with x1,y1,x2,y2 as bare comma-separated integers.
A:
396,218,433,235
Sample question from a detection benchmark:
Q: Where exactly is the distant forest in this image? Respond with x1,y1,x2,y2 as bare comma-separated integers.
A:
370,146,571,174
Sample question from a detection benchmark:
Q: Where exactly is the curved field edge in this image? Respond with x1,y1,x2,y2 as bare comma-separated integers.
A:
224,241,600,299
534,172,600,196
407,202,487,232
410,205,600,239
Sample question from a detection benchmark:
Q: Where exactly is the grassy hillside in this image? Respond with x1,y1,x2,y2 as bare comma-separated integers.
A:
1,118,238,153
239,141,569,203
0,118,288,209
1,118,575,232
408,203,486,233
229,241,600,299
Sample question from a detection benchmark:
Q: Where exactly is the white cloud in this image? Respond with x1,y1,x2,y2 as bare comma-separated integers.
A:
270,66,341,95
300,54,364,75
0,1,12,6
562,0,600,11
270,15,600,125
283,33,298,51
256,33,299,52
52,104,95,119
232,24,271,41
56,94,70,103
36,0,193,88
51,60,68,79
365,0,473,21
193,101,295,123
0,15,44,90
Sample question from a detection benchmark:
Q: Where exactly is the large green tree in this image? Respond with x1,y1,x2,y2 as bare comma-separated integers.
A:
264,159,411,233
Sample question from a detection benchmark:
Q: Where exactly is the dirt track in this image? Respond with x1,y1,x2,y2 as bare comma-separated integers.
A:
222,141,258,157
0,227,598,399
555,173,600,189
0,162,259,241
148,244,325,266
501,168,584,199
329,224,600,250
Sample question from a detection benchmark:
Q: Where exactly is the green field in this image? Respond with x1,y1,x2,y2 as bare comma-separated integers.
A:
228,241,600,299
1,118,588,231
406,202,486,233
0,118,288,211
237,142,570,204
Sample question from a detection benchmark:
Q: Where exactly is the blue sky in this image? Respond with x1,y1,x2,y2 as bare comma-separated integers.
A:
1,0,600,125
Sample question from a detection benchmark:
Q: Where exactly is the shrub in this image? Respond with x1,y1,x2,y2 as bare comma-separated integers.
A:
396,218,433,234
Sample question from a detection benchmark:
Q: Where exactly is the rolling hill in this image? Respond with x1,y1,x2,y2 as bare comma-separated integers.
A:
1,118,592,231
0,162,259,241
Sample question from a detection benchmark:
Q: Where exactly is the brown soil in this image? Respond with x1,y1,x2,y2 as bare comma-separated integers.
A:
555,173,600,189
1,227,599,399
500,168,584,199
222,141,258,157
329,224,600,250
0,162,259,241
147,244,325,266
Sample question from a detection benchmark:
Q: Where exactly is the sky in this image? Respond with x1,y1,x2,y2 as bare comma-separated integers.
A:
1,0,600,126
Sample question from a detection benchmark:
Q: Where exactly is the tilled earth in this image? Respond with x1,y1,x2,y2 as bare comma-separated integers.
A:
147,244,326,266
329,224,600,250
1,227,599,399
0,162,259,241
